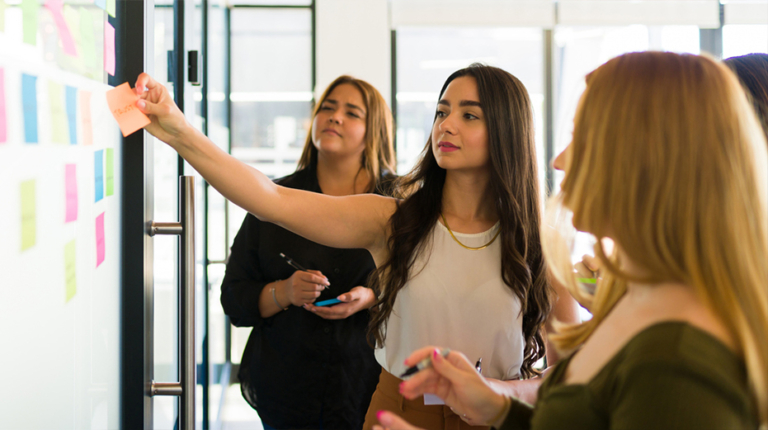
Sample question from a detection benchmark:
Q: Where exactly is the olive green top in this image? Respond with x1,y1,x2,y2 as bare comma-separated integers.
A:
498,322,757,430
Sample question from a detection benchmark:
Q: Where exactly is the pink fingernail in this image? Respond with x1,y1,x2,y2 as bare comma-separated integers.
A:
376,411,384,421
433,349,439,358
398,382,404,393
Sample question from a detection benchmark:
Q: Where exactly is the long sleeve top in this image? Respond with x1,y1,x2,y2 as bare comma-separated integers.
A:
220,166,394,429
497,322,758,430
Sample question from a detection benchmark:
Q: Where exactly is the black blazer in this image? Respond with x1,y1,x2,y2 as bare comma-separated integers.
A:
220,165,395,429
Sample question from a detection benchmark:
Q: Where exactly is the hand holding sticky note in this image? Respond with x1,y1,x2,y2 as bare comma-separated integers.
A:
106,83,151,137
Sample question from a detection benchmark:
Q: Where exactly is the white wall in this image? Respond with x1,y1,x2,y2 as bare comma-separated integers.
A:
315,0,392,104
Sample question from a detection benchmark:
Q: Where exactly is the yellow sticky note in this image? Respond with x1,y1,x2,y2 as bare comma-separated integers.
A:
0,0,7,33
49,81,69,144
65,240,76,302
106,0,115,17
106,83,151,137
20,179,36,251
22,0,38,46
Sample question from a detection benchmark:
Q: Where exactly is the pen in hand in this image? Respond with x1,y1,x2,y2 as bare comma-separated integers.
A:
400,348,452,378
279,253,329,289
475,357,482,374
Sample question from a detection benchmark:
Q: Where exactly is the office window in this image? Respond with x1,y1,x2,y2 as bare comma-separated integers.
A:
395,27,545,186
723,25,768,58
230,8,312,179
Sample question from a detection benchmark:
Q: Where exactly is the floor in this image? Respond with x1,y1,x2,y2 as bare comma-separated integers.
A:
219,384,264,430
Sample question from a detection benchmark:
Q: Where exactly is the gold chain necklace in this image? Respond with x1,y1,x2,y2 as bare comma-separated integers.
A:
440,213,501,251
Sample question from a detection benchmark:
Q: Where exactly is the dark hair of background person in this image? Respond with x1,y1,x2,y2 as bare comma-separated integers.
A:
297,75,397,193
724,53,768,140
367,63,552,378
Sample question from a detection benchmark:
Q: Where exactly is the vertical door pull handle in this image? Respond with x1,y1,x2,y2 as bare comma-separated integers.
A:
147,176,196,430
188,50,201,86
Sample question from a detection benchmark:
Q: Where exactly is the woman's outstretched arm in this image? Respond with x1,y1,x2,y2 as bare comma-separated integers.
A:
134,73,395,261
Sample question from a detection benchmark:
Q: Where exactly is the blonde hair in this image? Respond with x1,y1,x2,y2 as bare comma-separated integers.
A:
545,52,768,425
298,76,396,192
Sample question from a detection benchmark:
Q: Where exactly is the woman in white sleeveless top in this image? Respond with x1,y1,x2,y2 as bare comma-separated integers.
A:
132,63,580,430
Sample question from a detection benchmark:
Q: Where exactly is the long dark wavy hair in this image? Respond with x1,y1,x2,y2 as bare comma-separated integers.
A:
368,64,552,378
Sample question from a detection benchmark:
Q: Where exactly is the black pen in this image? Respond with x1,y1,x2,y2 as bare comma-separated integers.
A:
475,357,482,374
400,348,451,378
279,253,329,289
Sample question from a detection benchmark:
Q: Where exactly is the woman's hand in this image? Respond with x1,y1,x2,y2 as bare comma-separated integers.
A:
399,347,508,426
282,270,330,306
304,286,375,320
372,411,424,430
134,73,193,146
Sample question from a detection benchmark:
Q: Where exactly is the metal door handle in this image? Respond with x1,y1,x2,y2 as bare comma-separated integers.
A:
148,176,196,430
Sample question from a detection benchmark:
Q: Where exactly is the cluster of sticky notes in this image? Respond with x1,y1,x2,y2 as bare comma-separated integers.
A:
106,83,151,137
18,73,94,146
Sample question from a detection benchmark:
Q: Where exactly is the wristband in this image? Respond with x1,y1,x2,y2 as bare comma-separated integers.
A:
271,286,289,311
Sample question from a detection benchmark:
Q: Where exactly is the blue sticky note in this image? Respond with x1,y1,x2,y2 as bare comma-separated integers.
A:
94,149,104,202
21,74,38,144
94,0,106,10
66,86,78,144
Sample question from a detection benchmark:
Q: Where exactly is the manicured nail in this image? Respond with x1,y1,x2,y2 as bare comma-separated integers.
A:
137,100,145,109
398,382,404,393
433,349,439,358
376,411,384,421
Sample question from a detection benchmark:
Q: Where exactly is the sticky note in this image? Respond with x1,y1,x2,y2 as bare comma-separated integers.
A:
65,164,77,222
79,7,97,79
64,240,76,302
104,22,115,76
22,0,38,46
94,149,103,202
95,212,105,267
45,0,77,56
49,81,69,144
20,179,36,251
106,0,115,17
106,83,151,137
80,90,92,145
94,0,105,11
105,148,114,196
0,68,6,144
22,74,38,144
65,86,77,144
0,0,6,33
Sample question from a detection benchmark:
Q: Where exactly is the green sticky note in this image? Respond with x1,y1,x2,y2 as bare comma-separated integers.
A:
20,179,36,251
49,81,69,144
65,240,76,302
22,0,38,46
0,0,7,33
78,7,97,80
106,148,114,196
106,0,115,17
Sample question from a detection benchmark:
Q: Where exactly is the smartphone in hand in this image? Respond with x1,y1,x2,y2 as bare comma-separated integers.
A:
314,298,342,307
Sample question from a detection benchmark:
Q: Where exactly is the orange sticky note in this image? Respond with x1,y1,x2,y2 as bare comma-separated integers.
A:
106,83,150,137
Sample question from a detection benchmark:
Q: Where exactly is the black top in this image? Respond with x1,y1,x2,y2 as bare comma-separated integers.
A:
220,166,393,429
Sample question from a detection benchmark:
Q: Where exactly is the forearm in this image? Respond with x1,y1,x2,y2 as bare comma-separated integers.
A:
487,377,544,405
258,279,290,318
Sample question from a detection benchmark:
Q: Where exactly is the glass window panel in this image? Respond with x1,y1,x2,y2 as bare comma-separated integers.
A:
232,0,311,5
723,25,768,58
230,8,312,180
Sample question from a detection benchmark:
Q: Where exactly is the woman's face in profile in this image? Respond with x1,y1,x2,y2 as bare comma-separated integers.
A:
312,83,368,160
431,76,490,172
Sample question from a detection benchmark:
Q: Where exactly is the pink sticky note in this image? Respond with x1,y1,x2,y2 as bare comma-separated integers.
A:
65,164,77,222
106,83,151,137
45,0,77,56
80,91,92,146
95,212,105,267
104,22,115,76
0,68,6,144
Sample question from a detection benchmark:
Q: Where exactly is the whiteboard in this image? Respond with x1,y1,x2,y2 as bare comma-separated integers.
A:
0,2,122,429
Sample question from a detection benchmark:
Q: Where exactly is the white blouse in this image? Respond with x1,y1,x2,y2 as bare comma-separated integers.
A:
375,220,525,381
